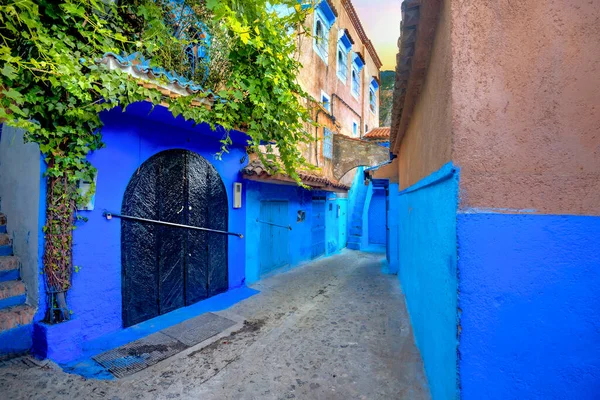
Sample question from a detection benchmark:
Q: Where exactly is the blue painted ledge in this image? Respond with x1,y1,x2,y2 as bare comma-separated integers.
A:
59,286,259,379
398,162,458,196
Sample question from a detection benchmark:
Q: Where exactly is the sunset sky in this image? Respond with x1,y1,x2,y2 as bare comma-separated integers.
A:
352,0,402,71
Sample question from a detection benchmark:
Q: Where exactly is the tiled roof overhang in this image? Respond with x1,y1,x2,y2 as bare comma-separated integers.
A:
341,0,383,69
363,127,391,140
101,52,214,108
390,0,442,153
242,160,350,192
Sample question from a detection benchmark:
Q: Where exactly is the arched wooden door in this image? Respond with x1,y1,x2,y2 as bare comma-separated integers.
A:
121,149,228,327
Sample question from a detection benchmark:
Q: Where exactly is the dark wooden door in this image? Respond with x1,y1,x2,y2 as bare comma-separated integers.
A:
121,149,228,328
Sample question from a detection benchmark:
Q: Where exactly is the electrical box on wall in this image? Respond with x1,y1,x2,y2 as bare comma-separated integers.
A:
233,182,242,208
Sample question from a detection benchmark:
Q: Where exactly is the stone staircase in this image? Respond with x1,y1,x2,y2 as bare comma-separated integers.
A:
347,183,368,250
0,212,35,342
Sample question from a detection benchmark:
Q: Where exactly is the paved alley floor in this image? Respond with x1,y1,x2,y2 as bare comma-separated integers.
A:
0,250,429,400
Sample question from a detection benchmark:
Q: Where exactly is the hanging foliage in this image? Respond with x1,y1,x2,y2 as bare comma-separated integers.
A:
0,0,315,322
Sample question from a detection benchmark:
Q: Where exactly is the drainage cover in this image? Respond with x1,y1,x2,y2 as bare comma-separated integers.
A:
93,312,237,378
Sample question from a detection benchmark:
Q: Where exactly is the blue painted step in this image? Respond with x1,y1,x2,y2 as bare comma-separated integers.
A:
347,235,361,244
347,242,360,250
0,256,20,283
0,294,26,309
0,246,12,257
350,226,362,236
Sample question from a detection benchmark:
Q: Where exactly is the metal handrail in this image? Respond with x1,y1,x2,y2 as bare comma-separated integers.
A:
256,219,292,230
103,211,244,238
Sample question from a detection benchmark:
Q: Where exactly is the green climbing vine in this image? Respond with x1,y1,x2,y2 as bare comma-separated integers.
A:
0,0,316,322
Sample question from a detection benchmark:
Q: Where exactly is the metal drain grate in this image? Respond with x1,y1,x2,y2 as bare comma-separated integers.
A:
93,312,237,378
162,312,237,346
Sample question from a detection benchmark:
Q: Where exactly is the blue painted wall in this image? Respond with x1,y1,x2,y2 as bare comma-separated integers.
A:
397,162,459,400
245,180,321,284
325,194,345,255
69,105,248,344
458,213,600,400
368,188,386,245
387,183,399,274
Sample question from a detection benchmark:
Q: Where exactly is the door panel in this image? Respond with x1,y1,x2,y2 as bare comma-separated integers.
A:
157,151,186,315
121,160,160,327
259,201,289,275
311,197,326,259
185,153,209,304
206,157,229,297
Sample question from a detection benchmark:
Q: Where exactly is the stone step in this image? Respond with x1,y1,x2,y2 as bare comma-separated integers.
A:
0,279,27,310
0,280,25,302
0,257,19,283
0,304,35,332
0,234,9,246
0,256,19,272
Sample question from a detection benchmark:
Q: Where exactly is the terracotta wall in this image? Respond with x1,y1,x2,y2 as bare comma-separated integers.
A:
296,0,381,139
397,0,452,190
451,0,600,215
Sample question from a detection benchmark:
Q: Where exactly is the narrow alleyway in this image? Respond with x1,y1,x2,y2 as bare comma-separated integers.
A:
0,251,429,400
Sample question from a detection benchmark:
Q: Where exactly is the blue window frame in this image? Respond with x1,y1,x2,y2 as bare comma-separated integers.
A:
351,53,364,98
369,77,379,113
337,30,352,82
321,91,331,113
323,128,333,159
313,1,336,64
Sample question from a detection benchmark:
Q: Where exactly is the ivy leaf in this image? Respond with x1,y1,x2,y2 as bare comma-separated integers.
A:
2,88,24,104
1,63,16,80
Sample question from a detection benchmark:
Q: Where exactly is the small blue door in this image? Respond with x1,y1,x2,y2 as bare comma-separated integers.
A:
311,197,326,259
259,201,289,275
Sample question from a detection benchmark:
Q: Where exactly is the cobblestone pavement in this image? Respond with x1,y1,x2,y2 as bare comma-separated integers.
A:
0,250,429,400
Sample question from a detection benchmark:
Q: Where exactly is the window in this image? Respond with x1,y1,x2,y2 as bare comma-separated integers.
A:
321,91,331,113
369,88,376,112
365,124,369,133
336,30,352,83
351,67,360,97
313,1,337,64
323,128,333,159
351,52,365,98
337,47,347,82
369,77,379,113
352,121,358,137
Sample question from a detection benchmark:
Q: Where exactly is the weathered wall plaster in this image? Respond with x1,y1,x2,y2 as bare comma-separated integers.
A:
397,0,452,189
397,162,459,400
458,213,600,400
451,0,600,215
